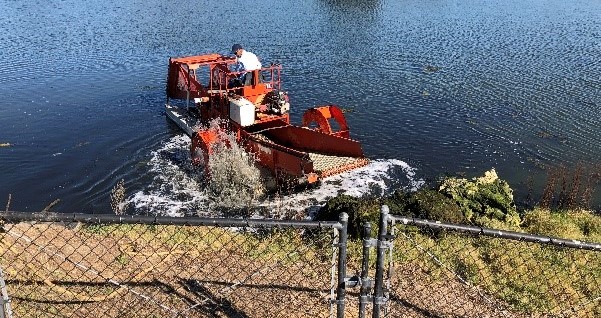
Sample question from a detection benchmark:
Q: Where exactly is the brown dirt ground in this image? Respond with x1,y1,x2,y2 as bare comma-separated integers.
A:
0,222,554,318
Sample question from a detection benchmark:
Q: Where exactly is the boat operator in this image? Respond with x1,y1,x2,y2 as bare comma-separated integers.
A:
230,44,262,87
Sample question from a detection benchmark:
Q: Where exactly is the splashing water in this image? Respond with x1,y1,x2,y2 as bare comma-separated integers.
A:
129,134,204,217
257,159,425,219
129,132,424,218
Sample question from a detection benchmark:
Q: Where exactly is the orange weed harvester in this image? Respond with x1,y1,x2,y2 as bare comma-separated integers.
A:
165,53,368,185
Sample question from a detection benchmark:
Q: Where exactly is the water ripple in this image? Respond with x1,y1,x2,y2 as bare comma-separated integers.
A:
1,0,600,212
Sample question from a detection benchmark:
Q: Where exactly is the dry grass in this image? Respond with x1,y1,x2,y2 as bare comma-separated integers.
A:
388,224,601,318
1,217,599,317
0,223,338,318
539,163,601,210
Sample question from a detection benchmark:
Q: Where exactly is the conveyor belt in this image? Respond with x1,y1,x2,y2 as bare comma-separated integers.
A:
308,153,365,173
310,153,369,177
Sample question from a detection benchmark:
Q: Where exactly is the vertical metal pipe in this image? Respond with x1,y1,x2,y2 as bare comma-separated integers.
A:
359,222,372,318
330,228,338,318
372,205,389,318
0,265,12,318
336,212,349,318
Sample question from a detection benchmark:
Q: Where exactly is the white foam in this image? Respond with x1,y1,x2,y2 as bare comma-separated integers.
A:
259,159,424,219
129,134,205,217
128,134,424,218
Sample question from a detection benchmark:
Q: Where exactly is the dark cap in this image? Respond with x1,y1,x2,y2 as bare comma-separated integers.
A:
231,44,243,54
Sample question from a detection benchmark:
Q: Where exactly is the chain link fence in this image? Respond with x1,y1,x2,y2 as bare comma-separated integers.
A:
1,208,600,318
0,212,349,318
378,210,601,318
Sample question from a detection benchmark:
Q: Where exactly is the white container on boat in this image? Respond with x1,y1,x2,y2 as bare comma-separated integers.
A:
229,97,255,127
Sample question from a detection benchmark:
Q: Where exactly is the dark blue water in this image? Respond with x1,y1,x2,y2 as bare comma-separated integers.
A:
1,0,600,213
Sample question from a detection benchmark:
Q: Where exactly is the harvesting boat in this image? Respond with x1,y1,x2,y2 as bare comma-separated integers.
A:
165,53,368,185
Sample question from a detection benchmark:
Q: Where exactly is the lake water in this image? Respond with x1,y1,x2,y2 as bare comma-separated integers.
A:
1,0,600,215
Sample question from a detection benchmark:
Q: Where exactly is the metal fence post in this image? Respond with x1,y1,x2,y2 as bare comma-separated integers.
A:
372,205,389,318
336,212,349,318
359,222,373,318
0,265,13,318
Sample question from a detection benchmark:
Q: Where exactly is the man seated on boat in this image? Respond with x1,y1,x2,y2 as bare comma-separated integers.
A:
229,44,262,87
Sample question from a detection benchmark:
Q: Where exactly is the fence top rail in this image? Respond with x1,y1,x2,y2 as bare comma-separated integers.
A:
0,211,343,230
388,214,601,251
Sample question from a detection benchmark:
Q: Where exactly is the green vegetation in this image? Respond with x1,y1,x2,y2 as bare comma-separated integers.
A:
315,170,521,237
315,168,601,315
315,195,380,238
315,168,599,238
386,189,465,224
390,224,600,315
522,208,601,243
438,169,521,227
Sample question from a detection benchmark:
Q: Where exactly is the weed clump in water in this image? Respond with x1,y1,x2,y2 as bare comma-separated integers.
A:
200,119,265,215
111,179,128,215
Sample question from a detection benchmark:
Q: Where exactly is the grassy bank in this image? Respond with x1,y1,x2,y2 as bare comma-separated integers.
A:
317,168,601,316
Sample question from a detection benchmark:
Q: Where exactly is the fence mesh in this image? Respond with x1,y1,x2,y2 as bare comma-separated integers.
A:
2,210,600,318
384,220,601,318
0,216,341,318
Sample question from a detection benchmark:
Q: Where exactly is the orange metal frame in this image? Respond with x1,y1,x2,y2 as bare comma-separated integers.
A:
167,53,367,183
167,54,287,129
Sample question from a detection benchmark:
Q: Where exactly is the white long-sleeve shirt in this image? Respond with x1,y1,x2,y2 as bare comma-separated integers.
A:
235,50,262,73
